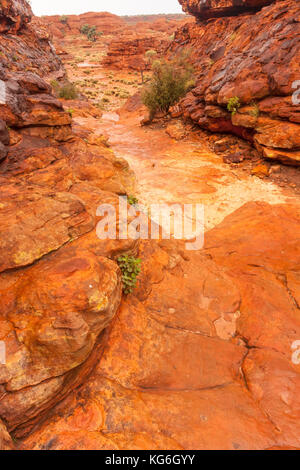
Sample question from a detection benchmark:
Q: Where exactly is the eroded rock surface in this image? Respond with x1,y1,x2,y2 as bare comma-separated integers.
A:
0,0,299,451
20,202,300,450
179,0,274,18
0,0,135,441
174,0,300,165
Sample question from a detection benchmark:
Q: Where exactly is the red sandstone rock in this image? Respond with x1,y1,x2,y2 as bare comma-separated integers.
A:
102,36,168,71
0,0,299,451
20,202,300,449
0,1,136,443
179,0,274,18
0,419,14,449
0,0,32,33
33,12,125,38
174,0,300,165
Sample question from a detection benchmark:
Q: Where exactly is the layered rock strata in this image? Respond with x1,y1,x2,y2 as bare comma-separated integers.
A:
174,0,300,165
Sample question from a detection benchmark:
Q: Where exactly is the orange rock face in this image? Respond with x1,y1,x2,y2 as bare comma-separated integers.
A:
34,12,125,38
0,0,135,442
35,12,191,73
102,37,168,71
0,0,32,33
100,15,192,71
174,0,300,165
20,202,300,450
0,0,299,451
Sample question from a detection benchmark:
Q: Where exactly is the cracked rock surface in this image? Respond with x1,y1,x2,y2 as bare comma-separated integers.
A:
20,202,300,450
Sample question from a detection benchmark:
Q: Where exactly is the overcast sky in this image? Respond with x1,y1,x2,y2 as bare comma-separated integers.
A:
31,0,183,17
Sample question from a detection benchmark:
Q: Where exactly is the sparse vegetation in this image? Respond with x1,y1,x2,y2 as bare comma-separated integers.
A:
117,255,142,295
80,24,103,42
227,96,241,116
142,50,194,119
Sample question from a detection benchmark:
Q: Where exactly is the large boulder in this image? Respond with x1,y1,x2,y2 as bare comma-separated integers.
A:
179,0,275,18
0,247,122,433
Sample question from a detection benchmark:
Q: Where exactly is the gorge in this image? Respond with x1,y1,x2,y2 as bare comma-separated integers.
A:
0,0,299,451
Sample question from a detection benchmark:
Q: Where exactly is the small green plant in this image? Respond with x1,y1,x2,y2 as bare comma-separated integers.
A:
117,255,142,295
67,108,74,117
227,96,241,116
127,195,139,206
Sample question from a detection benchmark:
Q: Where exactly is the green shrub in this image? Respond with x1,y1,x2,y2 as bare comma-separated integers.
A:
117,255,142,295
227,96,240,115
142,50,194,119
80,24,102,42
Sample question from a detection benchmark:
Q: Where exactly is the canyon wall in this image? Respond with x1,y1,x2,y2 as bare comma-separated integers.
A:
32,12,125,39
102,36,169,71
34,12,193,72
0,0,135,441
174,0,300,165
101,16,193,71
0,0,299,450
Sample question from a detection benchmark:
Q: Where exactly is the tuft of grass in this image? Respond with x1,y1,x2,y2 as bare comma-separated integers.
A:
227,96,241,116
